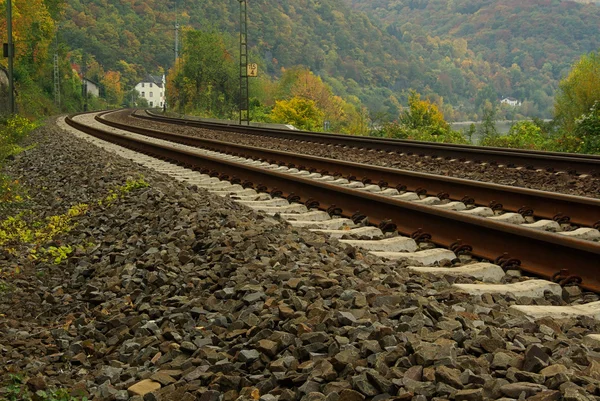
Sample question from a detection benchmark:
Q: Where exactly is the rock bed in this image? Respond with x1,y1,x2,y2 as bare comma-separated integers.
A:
107,111,600,200
1,119,600,401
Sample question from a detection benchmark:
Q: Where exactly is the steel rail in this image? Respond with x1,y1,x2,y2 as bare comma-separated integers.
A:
97,112,600,228
136,109,600,175
67,113,600,292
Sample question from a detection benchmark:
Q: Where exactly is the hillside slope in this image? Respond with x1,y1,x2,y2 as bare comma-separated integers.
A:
60,0,600,120
344,0,600,114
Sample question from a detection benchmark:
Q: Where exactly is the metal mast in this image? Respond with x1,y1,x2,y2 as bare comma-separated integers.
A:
238,0,249,125
53,54,60,108
81,53,88,112
53,33,60,108
6,0,15,114
175,13,179,63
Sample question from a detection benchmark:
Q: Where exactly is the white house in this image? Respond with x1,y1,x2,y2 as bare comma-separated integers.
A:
83,78,100,97
135,74,166,108
500,97,522,107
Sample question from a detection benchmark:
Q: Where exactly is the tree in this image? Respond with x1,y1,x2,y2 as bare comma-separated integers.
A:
101,70,124,106
271,97,324,131
168,29,238,117
399,90,449,133
477,105,498,144
575,101,600,154
555,51,600,132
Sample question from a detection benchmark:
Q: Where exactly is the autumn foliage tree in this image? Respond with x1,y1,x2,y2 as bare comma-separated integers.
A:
555,52,600,132
0,0,58,115
271,97,324,131
0,0,56,73
400,90,450,133
101,70,124,106
376,90,466,143
269,67,362,133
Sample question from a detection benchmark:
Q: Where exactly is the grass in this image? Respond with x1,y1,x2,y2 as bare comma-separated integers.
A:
0,374,88,401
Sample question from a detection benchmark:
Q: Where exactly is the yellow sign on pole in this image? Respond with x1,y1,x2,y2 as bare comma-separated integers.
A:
247,63,258,77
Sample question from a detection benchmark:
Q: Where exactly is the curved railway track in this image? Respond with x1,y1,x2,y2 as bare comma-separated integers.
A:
66,110,600,294
101,111,600,229
139,110,600,176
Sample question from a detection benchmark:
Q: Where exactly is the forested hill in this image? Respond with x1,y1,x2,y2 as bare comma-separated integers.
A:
61,0,600,120
61,0,409,112
343,0,600,115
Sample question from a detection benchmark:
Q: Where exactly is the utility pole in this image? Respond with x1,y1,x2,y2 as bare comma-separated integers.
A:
6,0,15,114
81,53,88,112
238,0,249,125
53,32,61,108
174,15,179,64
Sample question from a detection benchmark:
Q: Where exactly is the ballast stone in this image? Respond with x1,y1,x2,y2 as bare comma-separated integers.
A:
452,279,562,298
407,262,505,283
127,379,161,396
584,334,600,348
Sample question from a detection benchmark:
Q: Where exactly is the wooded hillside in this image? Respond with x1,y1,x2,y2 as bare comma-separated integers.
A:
344,0,600,118
8,0,600,120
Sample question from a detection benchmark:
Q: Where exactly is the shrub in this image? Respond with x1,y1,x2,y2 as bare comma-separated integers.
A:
481,121,549,150
575,101,600,154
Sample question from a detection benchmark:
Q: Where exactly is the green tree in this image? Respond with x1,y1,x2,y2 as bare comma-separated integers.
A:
168,29,238,117
271,97,324,131
482,120,546,149
399,90,450,133
478,106,499,145
555,51,600,132
575,101,600,154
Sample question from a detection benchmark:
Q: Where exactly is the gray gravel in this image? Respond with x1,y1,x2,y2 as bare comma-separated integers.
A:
1,119,600,401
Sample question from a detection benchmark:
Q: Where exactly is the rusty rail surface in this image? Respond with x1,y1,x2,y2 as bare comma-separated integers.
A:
137,109,600,176
97,112,600,228
67,113,600,292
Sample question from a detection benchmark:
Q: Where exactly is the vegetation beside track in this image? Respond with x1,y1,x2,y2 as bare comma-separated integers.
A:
0,115,37,210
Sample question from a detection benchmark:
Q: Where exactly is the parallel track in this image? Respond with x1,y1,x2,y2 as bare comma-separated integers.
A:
67,111,600,292
139,110,600,175
100,111,600,228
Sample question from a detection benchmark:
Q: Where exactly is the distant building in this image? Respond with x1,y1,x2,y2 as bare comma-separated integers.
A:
71,64,101,97
500,97,522,107
83,78,100,97
135,74,166,108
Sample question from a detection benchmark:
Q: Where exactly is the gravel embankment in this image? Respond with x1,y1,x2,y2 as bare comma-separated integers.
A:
106,111,600,199
1,119,600,401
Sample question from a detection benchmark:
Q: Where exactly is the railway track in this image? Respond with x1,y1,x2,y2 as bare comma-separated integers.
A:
138,110,600,176
100,111,600,230
65,111,600,299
